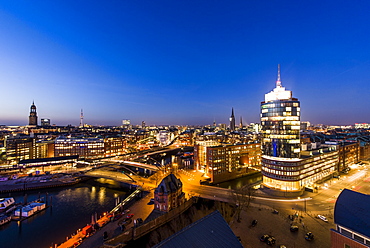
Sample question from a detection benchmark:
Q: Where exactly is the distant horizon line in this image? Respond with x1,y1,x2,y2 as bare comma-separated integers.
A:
0,122,367,128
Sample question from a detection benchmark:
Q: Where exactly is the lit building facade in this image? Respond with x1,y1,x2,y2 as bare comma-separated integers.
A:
194,142,261,184
104,137,126,157
194,140,220,171
261,66,300,158
338,142,360,171
41,118,51,126
260,66,338,196
5,136,35,164
54,137,104,159
262,145,338,194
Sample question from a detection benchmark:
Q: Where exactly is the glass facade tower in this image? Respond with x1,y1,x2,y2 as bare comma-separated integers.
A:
261,66,300,158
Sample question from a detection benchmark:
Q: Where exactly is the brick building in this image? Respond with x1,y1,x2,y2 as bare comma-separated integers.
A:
154,174,185,212
194,142,261,184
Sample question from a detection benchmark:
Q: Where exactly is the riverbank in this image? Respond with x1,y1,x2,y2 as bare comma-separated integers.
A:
56,188,144,248
0,179,129,248
0,174,91,193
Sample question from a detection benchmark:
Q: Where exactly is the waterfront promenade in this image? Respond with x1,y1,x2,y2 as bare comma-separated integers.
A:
78,189,155,248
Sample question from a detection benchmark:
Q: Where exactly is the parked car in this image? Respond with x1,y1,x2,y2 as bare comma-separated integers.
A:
317,214,328,222
272,209,279,214
260,234,270,242
260,234,275,245
119,218,132,226
290,225,299,232
266,236,276,245
251,219,258,227
113,213,123,221
305,232,314,241
126,213,134,219
103,231,108,241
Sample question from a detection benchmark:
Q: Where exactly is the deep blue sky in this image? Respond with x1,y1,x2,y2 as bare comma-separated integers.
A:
0,1,369,126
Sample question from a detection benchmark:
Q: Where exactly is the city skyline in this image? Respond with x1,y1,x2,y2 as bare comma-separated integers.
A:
0,1,370,126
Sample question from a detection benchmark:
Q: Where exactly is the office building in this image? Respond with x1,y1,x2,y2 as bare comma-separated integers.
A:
122,119,130,126
194,142,261,184
260,66,338,196
54,137,104,159
5,136,35,164
104,137,126,157
261,65,300,158
41,118,51,127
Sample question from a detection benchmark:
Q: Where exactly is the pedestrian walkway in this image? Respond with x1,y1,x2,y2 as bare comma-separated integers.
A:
79,189,155,248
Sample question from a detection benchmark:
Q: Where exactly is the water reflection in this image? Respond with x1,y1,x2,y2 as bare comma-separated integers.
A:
218,173,262,190
0,178,128,248
98,187,106,205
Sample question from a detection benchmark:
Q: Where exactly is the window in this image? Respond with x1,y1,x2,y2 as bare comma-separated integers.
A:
353,234,364,243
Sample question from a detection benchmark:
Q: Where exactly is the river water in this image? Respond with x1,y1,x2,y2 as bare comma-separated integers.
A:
0,178,129,248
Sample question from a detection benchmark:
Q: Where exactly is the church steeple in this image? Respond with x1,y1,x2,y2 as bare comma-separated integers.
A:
29,101,38,126
229,107,235,131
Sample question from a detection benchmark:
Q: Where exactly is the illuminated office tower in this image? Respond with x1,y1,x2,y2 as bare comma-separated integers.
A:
29,101,38,126
261,66,340,196
261,65,300,158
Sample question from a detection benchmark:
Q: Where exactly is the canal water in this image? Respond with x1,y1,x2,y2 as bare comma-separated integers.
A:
0,178,129,248
217,173,262,190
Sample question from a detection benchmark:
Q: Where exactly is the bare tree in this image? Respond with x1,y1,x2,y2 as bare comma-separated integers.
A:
229,185,255,222
150,171,163,186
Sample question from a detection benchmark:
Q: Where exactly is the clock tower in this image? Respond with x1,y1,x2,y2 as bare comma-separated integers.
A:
29,101,38,126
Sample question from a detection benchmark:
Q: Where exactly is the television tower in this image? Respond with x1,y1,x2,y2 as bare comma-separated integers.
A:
80,109,84,127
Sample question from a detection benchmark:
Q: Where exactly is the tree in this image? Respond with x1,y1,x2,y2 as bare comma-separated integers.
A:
150,171,163,186
229,185,255,222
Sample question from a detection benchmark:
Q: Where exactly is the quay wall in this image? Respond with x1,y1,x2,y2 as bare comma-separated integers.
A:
0,176,90,194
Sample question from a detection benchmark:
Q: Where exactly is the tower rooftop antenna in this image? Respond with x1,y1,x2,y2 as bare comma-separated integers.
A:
276,64,282,87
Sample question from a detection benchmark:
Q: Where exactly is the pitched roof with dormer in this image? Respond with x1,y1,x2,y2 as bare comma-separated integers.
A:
155,174,182,195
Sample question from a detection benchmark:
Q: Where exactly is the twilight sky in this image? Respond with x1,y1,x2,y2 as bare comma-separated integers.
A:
0,1,369,126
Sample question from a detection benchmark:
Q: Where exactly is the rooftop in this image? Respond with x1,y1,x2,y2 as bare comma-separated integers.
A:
334,189,370,238
152,210,242,248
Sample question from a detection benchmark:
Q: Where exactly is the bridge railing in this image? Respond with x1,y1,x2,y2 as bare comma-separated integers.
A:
110,187,142,214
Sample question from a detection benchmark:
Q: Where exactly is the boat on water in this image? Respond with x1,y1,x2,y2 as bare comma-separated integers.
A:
14,202,46,218
0,215,11,226
0,198,15,213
